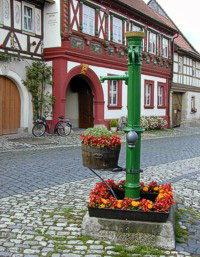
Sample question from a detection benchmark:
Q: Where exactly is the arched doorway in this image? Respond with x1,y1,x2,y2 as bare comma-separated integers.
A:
66,75,94,128
0,76,21,135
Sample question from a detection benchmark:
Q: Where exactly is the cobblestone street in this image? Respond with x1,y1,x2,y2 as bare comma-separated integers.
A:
0,128,200,256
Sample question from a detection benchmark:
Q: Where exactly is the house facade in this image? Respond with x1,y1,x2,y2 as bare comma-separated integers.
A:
0,0,177,134
148,0,200,127
0,0,54,135
44,0,177,129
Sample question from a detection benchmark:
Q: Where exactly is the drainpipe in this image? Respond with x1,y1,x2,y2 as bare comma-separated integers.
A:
169,32,179,128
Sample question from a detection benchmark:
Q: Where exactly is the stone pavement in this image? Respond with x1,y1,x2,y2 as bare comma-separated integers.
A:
1,127,200,152
0,156,200,256
2,132,200,198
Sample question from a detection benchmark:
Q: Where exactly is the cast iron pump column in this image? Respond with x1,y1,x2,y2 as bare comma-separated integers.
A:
100,31,145,199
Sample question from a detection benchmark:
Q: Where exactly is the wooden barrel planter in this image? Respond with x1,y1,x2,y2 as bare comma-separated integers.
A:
82,144,121,170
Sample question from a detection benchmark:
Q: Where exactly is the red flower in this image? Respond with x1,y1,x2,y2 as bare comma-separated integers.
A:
32,41,37,46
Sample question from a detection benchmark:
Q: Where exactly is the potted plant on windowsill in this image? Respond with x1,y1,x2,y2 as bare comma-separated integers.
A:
81,126,121,170
191,107,197,113
110,119,118,132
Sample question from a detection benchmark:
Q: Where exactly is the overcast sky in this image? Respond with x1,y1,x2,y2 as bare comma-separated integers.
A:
143,0,200,53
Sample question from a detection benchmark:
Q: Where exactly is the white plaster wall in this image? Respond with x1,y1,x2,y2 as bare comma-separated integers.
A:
141,75,166,117
67,61,167,121
0,59,33,132
184,92,200,121
44,0,61,48
65,86,79,127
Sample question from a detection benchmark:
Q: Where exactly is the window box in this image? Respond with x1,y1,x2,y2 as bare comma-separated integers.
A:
144,80,154,109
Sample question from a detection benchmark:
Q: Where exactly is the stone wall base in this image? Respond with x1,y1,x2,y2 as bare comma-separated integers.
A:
82,205,176,250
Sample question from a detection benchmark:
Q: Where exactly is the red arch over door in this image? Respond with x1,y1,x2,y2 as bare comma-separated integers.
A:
64,65,105,125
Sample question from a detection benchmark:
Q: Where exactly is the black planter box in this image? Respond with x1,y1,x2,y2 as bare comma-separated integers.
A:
88,207,169,223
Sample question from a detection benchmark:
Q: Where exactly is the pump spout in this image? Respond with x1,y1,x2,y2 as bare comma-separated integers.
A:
100,75,128,84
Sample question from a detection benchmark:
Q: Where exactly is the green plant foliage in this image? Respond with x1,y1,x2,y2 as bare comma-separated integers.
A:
23,61,54,121
110,119,118,127
85,125,112,138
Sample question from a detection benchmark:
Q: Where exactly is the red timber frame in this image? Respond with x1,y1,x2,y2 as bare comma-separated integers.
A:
45,0,177,128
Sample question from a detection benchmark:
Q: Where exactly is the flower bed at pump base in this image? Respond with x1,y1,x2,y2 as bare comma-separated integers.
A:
88,180,175,222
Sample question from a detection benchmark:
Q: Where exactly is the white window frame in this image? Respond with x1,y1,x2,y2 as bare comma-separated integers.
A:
178,56,183,73
113,16,122,44
82,4,95,36
149,31,157,54
132,23,142,32
109,80,118,106
145,84,151,106
0,0,3,25
22,2,35,33
158,86,163,106
192,61,196,77
162,38,168,58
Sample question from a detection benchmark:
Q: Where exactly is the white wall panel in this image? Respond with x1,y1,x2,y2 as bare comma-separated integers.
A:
14,1,21,30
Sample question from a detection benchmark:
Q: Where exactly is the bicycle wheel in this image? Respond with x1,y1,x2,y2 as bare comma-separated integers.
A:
57,122,71,136
32,123,46,137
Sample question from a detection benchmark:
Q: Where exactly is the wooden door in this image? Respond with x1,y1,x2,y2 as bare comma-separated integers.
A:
79,84,94,128
0,76,20,135
172,93,182,127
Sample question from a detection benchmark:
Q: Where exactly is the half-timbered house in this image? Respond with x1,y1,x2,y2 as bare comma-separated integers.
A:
44,0,177,129
148,0,200,127
0,0,53,135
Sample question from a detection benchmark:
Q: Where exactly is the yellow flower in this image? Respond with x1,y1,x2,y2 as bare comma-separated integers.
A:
117,200,123,203
143,187,149,192
154,187,159,191
117,203,122,208
132,201,140,207
160,189,164,193
148,204,153,209
100,204,105,208
158,194,164,199
101,198,108,204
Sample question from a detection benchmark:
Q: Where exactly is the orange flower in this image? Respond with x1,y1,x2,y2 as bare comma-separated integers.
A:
154,187,159,191
158,194,164,199
101,198,108,204
117,202,122,208
143,187,149,192
148,204,153,209
100,204,105,208
132,201,140,207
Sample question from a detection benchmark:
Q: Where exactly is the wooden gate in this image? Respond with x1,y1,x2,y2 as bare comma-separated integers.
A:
0,76,20,135
172,93,182,127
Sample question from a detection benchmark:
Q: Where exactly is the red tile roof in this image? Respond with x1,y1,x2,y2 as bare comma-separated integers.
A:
118,0,177,30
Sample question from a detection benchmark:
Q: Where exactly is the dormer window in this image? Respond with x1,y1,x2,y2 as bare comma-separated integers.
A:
23,3,34,33
149,31,157,54
113,16,122,44
82,5,95,36
162,38,168,58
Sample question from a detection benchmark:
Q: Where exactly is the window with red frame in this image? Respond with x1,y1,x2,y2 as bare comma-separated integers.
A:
144,81,154,108
108,77,122,109
157,84,165,108
149,31,157,54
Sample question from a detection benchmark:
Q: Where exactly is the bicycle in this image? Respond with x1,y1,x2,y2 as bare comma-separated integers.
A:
32,116,72,137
